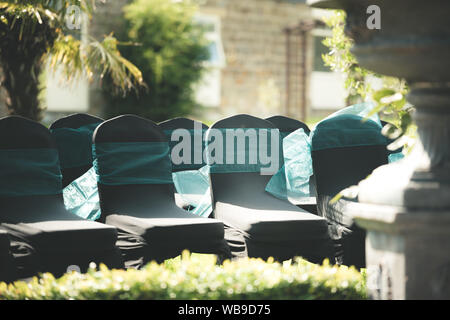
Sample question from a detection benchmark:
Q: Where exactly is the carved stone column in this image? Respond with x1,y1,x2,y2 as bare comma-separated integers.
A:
309,0,450,299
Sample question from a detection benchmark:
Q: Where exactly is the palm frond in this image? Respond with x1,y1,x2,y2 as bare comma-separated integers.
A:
1,0,145,120
47,33,144,94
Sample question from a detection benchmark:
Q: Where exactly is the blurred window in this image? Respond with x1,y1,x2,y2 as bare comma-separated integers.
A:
313,35,331,72
193,14,225,107
195,14,226,68
309,28,347,110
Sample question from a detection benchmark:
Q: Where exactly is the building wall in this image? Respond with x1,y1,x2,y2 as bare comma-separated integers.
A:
199,0,312,121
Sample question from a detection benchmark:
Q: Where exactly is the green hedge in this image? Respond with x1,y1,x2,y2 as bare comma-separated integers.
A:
0,252,366,300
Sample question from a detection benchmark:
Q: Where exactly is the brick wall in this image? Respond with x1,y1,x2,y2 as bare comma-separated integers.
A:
199,0,312,121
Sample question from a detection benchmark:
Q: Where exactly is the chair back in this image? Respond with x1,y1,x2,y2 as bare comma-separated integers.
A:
311,114,388,203
50,113,103,187
208,114,284,209
0,116,65,223
266,115,310,136
93,115,174,220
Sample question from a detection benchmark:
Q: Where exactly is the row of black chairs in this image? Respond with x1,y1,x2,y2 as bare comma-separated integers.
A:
0,113,389,282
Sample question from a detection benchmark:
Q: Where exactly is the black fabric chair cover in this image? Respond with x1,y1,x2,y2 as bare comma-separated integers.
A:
159,118,209,210
94,115,230,268
312,123,388,269
265,115,317,214
209,114,334,263
266,115,311,135
0,116,123,279
50,113,104,187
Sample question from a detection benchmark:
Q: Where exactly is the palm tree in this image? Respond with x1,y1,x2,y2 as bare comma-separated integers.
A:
0,0,144,120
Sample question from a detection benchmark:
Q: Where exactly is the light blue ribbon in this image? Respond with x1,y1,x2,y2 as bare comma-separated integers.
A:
265,128,312,201
172,165,212,217
63,167,101,220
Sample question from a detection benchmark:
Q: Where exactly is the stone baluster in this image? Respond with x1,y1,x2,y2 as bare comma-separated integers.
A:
309,0,450,299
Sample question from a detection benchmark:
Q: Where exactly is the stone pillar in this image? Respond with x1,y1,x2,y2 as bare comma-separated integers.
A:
309,0,450,299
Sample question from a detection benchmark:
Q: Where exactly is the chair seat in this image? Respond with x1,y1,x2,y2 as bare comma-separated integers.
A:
1,217,118,253
106,210,230,266
106,212,225,246
214,201,330,244
2,216,122,278
216,202,334,262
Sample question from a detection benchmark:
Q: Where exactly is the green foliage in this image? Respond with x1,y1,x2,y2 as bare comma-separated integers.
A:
321,11,372,104
0,252,367,300
104,0,209,122
0,0,143,120
321,10,415,151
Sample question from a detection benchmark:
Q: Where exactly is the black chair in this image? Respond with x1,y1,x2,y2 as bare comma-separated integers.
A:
208,114,334,263
50,113,103,188
94,115,231,268
266,115,317,214
266,115,311,135
0,228,17,283
0,116,123,279
159,118,209,211
311,115,388,269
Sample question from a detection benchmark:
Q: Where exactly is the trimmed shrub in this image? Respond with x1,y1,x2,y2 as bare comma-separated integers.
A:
0,252,366,300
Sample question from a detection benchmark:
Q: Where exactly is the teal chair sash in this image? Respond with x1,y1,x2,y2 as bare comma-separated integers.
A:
63,141,173,220
0,148,62,197
163,129,207,171
205,128,283,175
93,142,173,186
